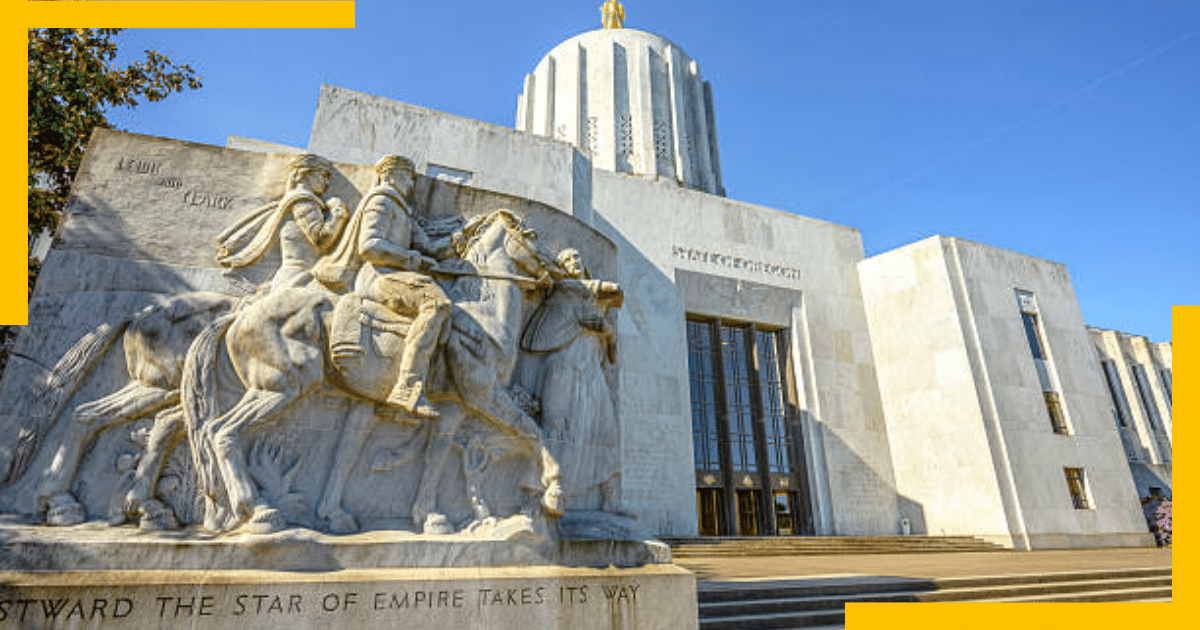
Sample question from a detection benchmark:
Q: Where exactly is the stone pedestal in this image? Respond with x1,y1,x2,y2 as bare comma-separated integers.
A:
0,521,693,628
0,564,697,629
0,521,670,571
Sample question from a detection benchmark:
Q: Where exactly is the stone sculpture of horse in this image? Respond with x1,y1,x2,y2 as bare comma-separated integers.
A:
181,209,564,533
27,292,238,529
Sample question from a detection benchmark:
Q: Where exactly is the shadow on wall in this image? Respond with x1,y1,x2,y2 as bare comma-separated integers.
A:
800,408,925,537
563,170,927,538
581,197,696,537
897,494,928,535
0,191,211,503
1130,464,1171,500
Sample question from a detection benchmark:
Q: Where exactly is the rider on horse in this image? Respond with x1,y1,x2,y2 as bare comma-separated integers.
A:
215,153,351,291
314,155,460,419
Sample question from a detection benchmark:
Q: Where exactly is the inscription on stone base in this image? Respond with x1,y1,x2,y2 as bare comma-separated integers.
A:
0,565,696,630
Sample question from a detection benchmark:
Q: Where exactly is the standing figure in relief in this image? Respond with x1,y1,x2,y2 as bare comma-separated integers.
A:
521,248,624,512
314,154,456,419
215,153,350,290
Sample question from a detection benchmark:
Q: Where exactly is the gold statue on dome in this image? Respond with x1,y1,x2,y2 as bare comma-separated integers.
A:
601,0,625,29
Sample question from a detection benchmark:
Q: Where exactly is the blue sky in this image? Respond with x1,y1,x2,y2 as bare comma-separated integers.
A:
107,0,1198,342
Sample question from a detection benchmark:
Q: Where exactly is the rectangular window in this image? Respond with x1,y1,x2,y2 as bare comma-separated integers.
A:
696,489,723,537
1064,468,1090,509
721,325,757,473
1131,364,1162,432
1159,368,1172,402
756,329,792,474
1021,312,1045,360
735,489,760,536
1100,360,1130,427
1017,292,1067,434
1044,391,1068,434
685,317,807,536
687,320,721,471
773,491,795,535
425,163,473,185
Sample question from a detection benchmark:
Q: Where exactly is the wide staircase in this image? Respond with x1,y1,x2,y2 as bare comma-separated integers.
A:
697,567,1172,629
668,535,1007,557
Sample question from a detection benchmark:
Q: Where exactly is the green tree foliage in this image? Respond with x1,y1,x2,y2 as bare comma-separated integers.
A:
28,28,201,238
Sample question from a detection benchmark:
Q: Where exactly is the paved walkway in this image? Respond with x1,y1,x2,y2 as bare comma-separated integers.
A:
674,547,1171,581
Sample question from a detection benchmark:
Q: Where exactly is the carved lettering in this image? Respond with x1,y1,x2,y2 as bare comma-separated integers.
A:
232,594,302,616
672,245,803,281
157,596,214,617
0,581,649,624
40,599,69,620
114,599,134,618
558,585,589,605
0,597,133,622
601,583,639,602
182,189,235,210
116,156,162,175
319,592,358,612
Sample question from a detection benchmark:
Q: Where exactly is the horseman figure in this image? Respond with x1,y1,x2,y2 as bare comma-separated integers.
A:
216,153,351,291
314,155,458,419
12,149,578,537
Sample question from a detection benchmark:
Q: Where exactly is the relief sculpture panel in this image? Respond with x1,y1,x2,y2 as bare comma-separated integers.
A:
0,131,646,565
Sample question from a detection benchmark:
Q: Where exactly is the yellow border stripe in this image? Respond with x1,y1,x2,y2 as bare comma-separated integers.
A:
2,25,25,324
8,3,355,323
851,309,1189,627
24,2,355,29
1173,305,1192,603
849,602,1171,629
7,4,1190,630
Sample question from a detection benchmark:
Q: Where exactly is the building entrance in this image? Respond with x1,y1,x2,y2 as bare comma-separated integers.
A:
687,318,813,536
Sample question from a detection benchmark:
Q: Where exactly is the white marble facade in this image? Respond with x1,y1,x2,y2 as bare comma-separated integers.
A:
858,237,1157,549
8,25,1168,549
1088,327,1173,500
309,71,910,538
306,25,1167,546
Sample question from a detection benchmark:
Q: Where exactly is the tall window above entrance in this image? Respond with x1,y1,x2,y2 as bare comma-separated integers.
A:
686,317,811,536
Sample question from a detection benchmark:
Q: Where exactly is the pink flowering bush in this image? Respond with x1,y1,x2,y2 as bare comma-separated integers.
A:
1156,500,1171,547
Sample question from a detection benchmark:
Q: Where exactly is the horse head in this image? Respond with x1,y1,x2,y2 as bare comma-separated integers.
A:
460,210,561,284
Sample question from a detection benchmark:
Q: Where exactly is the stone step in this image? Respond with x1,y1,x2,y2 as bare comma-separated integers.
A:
674,541,1001,549
668,535,992,542
675,547,1002,557
698,567,1170,603
698,578,1169,617
699,576,933,603
696,568,1172,629
929,566,1169,588
677,542,1002,549
970,585,1172,603
678,541,995,545
699,608,846,630
912,576,1172,602
701,589,926,617
670,536,1007,557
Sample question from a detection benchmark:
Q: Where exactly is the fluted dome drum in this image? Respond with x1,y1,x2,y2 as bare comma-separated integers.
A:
517,29,725,196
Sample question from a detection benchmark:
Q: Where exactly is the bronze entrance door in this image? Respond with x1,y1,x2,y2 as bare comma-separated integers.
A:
687,318,813,536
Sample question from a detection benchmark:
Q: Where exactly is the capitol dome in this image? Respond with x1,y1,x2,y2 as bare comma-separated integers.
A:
516,28,725,196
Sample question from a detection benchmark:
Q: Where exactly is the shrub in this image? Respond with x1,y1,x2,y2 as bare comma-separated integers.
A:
1155,500,1171,547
